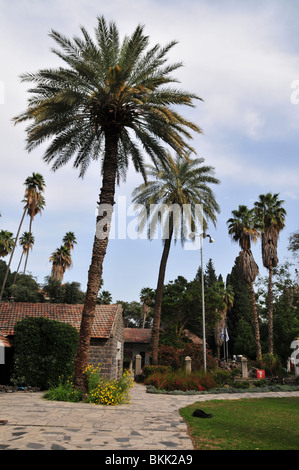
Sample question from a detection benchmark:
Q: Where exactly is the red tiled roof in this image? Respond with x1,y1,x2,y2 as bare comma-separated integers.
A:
0,333,12,347
0,303,122,339
124,328,152,344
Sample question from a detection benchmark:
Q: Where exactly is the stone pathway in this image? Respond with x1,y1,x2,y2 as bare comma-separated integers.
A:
1,383,299,451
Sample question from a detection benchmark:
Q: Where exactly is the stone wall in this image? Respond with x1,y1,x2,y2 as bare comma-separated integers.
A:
88,310,124,380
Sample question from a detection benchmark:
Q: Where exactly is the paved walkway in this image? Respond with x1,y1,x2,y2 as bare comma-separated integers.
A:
1,384,299,451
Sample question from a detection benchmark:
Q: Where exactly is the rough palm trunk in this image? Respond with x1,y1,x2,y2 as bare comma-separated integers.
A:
13,252,25,284
23,219,32,274
151,218,173,365
214,311,226,360
238,250,262,360
268,263,274,354
249,282,262,360
51,264,64,282
73,130,118,390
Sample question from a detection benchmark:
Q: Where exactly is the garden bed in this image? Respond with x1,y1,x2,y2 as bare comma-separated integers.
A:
146,383,299,395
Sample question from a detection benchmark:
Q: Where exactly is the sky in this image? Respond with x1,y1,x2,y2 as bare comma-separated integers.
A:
0,0,299,303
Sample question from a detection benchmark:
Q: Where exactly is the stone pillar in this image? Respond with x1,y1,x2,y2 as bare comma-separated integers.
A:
241,357,248,379
185,356,192,374
135,354,142,376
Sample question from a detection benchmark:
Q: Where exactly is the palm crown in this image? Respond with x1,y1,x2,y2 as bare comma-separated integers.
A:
227,205,260,252
132,153,220,243
14,16,201,180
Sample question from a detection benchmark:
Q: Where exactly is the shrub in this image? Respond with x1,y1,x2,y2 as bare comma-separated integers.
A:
43,376,82,402
253,379,268,388
211,369,232,386
233,381,250,389
158,343,217,371
84,365,134,406
12,317,78,389
256,354,282,377
43,366,134,406
143,365,171,378
144,369,217,392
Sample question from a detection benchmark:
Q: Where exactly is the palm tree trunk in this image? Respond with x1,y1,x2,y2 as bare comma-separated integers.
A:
0,208,27,301
13,252,24,284
23,221,32,274
151,217,173,365
73,130,119,391
249,282,262,360
268,264,274,354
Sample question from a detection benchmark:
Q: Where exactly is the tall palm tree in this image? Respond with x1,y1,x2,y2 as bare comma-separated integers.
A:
13,232,35,283
62,232,77,251
13,17,201,388
50,245,72,282
213,282,234,360
254,193,286,354
227,205,262,359
132,153,220,364
23,177,46,274
0,230,14,258
0,173,45,301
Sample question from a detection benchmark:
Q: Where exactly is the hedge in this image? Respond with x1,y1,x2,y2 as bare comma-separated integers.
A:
12,316,79,389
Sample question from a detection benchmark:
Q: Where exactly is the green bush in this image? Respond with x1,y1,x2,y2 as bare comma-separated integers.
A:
233,381,250,389
211,369,232,386
43,377,82,402
143,365,171,378
12,317,78,389
256,354,282,377
253,379,268,387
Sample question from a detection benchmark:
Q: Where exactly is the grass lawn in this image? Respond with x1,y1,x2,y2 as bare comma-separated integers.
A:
179,397,299,450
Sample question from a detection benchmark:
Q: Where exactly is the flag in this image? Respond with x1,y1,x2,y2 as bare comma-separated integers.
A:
221,327,229,342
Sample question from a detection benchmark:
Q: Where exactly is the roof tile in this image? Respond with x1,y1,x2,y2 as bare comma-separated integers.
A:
0,303,122,339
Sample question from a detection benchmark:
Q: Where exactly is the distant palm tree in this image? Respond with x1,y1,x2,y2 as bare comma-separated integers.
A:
0,173,45,300
50,245,72,282
23,176,46,274
213,282,234,360
13,232,35,283
63,232,77,251
254,193,286,354
13,17,201,388
227,205,262,359
140,287,155,328
0,230,14,258
133,153,220,364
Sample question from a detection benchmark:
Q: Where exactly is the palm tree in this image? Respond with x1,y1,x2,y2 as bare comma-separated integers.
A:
254,193,286,354
213,282,234,360
0,230,14,258
140,287,155,328
227,205,262,359
132,153,220,364
62,232,77,251
0,173,45,301
50,245,72,282
23,178,46,274
13,17,201,388
13,232,35,283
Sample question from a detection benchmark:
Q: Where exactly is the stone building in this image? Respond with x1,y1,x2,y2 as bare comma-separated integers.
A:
124,328,152,373
0,302,124,383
